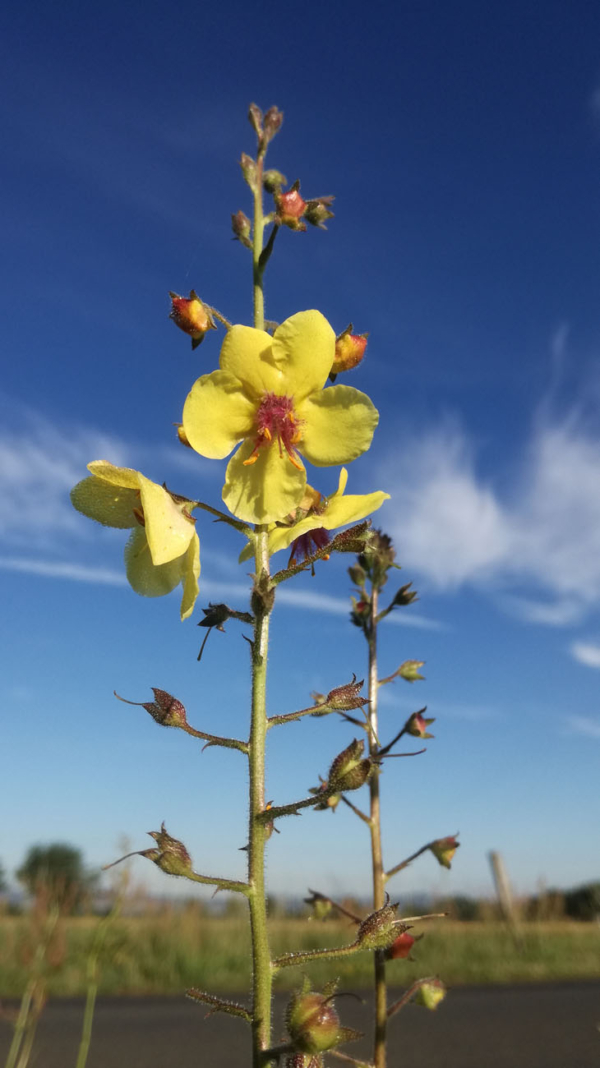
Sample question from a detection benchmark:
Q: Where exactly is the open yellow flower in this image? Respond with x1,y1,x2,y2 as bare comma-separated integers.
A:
239,468,389,562
70,461,200,620
182,310,379,524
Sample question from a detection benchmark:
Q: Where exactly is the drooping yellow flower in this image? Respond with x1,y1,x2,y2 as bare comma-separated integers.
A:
70,461,200,620
182,310,379,524
238,468,389,563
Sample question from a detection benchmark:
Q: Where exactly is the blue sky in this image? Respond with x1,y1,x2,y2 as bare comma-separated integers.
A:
2,0,600,902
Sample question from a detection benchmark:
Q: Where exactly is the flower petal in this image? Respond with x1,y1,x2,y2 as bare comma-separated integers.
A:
223,439,306,524
70,475,139,528
179,531,201,621
267,488,389,555
183,370,256,459
138,475,196,566
124,527,184,598
220,325,281,397
270,311,335,401
299,385,379,466
87,461,141,489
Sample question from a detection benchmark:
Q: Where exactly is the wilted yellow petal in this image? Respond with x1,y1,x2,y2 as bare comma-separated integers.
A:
179,531,201,621
87,461,141,489
70,475,139,528
137,476,196,567
223,438,306,524
299,385,379,466
183,370,256,459
124,527,184,598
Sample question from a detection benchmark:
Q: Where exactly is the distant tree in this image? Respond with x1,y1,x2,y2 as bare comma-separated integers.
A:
0,860,7,894
17,843,95,910
563,882,600,921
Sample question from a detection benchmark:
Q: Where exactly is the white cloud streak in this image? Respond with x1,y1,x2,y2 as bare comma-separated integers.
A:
566,714,600,741
384,406,600,623
570,641,600,669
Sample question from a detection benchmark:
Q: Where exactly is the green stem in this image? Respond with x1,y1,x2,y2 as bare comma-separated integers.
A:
272,940,363,971
252,157,265,330
367,584,387,1068
248,526,273,1066
75,956,98,1068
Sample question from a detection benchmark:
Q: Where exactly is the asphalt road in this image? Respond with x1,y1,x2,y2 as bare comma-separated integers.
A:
1,984,599,1067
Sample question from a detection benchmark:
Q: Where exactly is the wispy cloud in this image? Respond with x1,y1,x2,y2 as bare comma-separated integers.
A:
566,714,600,741
0,556,127,585
570,641,600,669
384,395,600,623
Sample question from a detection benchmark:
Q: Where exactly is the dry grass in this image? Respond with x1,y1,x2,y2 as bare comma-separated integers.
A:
1,912,599,997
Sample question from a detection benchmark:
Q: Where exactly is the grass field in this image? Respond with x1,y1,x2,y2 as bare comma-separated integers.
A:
1,912,599,997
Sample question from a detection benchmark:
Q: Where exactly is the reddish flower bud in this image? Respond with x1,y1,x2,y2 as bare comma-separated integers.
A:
404,708,435,739
275,186,307,230
430,835,460,869
240,152,258,190
263,105,284,143
412,978,446,1010
385,931,417,960
114,688,188,729
332,326,368,375
324,674,368,711
169,290,216,350
357,900,403,950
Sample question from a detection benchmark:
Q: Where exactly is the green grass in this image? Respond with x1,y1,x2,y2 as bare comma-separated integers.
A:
1,914,599,997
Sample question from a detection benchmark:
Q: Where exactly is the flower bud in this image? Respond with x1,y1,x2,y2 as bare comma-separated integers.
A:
385,931,418,960
348,563,367,589
413,978,446,1010
304,196,335,230
358,530,396,584
286,982,360,1055
390,583,418,608
284,1056,323,1068
275,185,307,230
304,891,333,921
429,836,460,869
350,596,371,629
357,901,403,950
240,153,258,190
327,738,373,792
175,423,192,448
332,326,368,375
404,708,434,739
114,688,188,729
398,660,426,684
324,674,368,711
248,103,263,137
147,823,193,877
310,779,341,812
231,210,252,249
169,290,216,350
263,169,287,193
263,105,283,144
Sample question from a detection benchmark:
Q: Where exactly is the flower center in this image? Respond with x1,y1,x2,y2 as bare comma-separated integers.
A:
243,392,303,470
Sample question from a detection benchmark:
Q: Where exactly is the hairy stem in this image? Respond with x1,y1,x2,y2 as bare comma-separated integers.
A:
247,544,273,1066
367,585,387,1068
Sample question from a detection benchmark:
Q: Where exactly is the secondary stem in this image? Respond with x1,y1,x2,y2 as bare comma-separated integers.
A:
367,584,387,1068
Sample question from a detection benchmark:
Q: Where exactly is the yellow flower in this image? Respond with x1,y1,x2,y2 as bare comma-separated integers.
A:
70,461,200,620
239,468,389,562
182,310,379,524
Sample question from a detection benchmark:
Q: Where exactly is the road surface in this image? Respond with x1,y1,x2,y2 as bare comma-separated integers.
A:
1,983,599,1067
